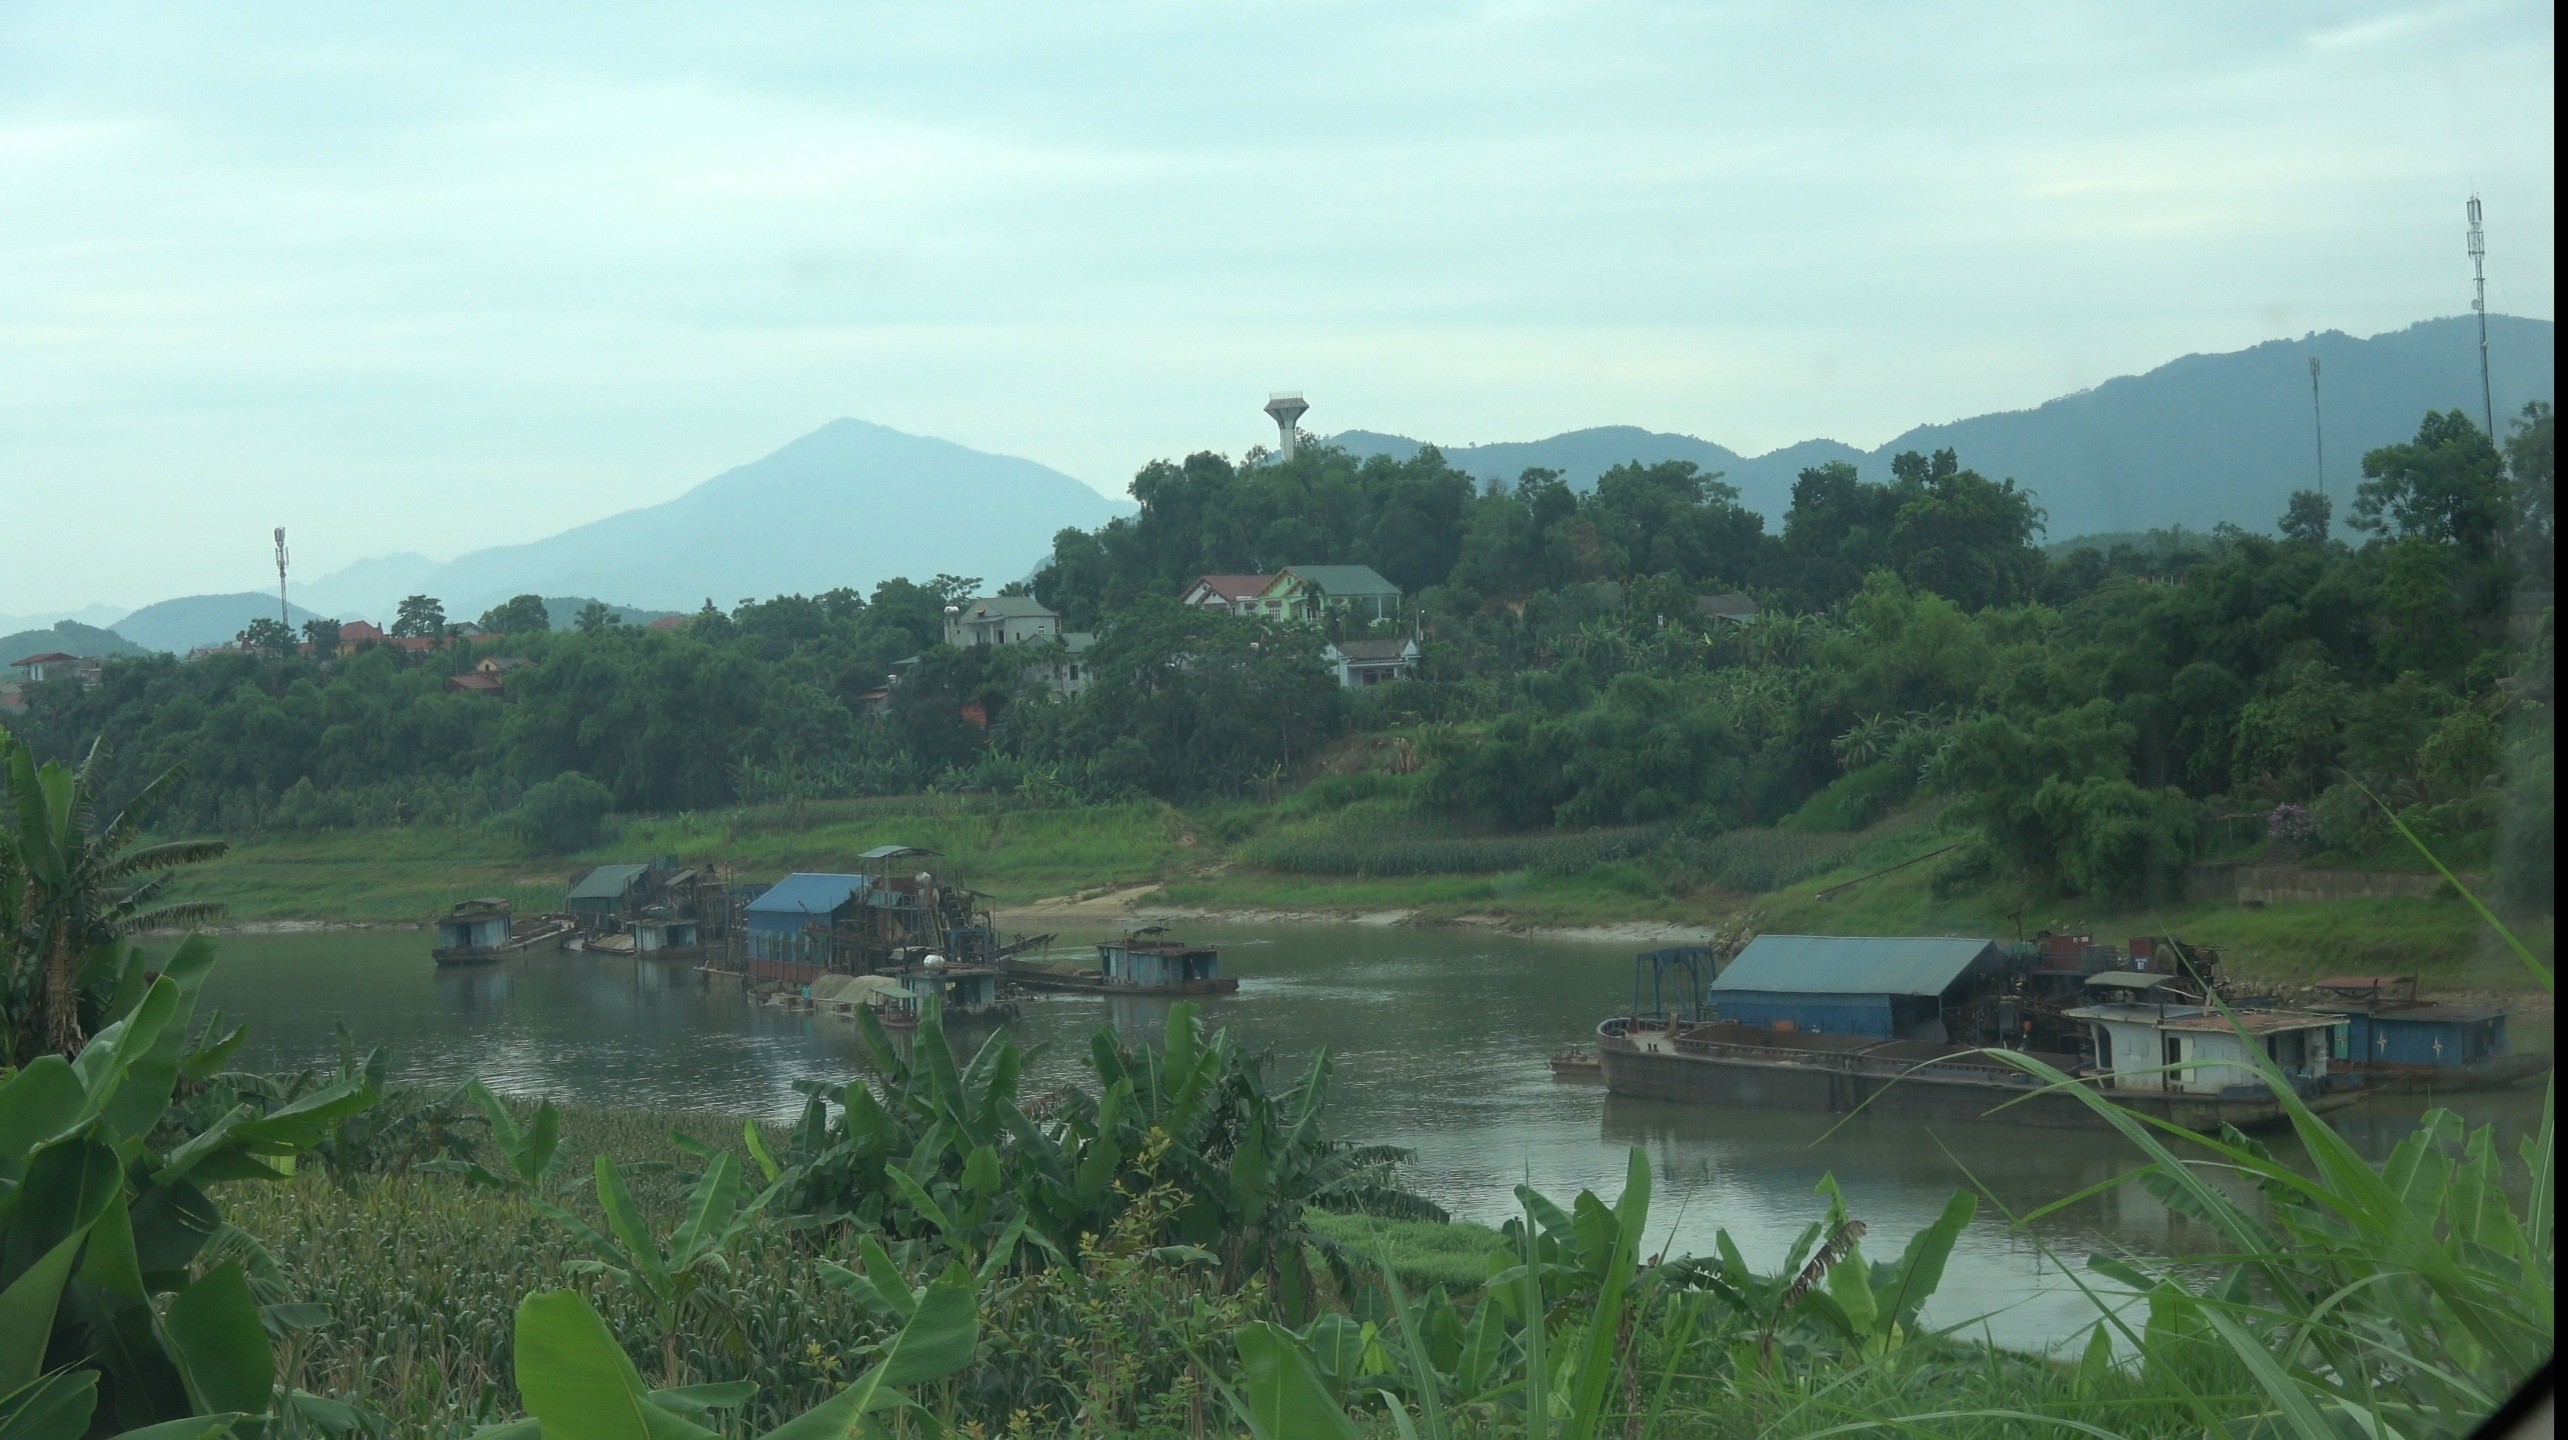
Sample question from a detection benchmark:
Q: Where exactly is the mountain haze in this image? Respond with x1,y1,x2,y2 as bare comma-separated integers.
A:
112,594,319,654
307,420,1133,619
1334,314,2554,538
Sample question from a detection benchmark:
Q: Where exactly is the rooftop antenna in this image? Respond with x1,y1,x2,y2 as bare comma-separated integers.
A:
1264,391,1309,460
273,527,291,629
2467,195,2493,436
2307,355,2326,503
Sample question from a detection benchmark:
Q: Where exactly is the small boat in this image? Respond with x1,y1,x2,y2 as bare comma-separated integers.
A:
433,900,574,966
880,957,1020,1027
1548,1048,1602,1079
1001,927,1237,997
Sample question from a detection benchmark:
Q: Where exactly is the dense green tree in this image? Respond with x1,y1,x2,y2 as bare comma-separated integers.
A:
236,616,297,656
301,615,343,655
573,601,621,633
2353,409,2510,558
1883,449,2047,609
2280,489,2332,546
479,593,553,634
392,593,447,639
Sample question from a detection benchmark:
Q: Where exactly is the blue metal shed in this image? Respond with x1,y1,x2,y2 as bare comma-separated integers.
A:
1709,935,2003,1040
744,873,871,960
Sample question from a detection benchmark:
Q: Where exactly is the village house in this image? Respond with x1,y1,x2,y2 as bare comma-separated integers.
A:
445,672,504,695
1179,574,1276,616
1252,565,1403,624
1695,592,1760,625
9,651,102,686
943,595,1061,647
1322,636,1419,688
1026,631,1098,698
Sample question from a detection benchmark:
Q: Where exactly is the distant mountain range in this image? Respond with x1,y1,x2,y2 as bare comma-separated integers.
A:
38,314,2557,650
297,419,1135,621
111,594,321,655
1334,314,2555,539
1,620,146,667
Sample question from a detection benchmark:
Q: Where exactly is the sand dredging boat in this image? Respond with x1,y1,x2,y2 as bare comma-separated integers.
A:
1594,934,2366,1132
1000,927,1238,998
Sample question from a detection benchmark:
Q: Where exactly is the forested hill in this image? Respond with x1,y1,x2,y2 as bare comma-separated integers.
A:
1336,314,2555,538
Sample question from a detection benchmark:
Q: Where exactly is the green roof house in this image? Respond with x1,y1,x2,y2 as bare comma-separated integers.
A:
1254,565,1402,624
568,863,652,930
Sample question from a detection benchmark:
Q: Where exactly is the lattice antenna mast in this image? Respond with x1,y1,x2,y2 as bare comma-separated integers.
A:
274,527,291,628
2467,195,2493,436
2308,356,2325,501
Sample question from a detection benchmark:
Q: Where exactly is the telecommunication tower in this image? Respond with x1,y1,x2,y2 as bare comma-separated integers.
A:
2308,356,2326,500
2467,196,2493,436
274,528,291,629
1265,392,1309,460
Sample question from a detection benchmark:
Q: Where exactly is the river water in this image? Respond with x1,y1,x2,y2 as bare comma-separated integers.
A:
201,921,2547,1353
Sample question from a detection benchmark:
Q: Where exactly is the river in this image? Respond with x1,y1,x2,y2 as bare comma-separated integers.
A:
200,921,2547,1353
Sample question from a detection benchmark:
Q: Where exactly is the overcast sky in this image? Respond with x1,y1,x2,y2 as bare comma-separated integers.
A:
1,1,2555,614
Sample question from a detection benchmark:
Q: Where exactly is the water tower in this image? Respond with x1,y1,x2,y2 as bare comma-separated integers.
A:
1264,391,1309,460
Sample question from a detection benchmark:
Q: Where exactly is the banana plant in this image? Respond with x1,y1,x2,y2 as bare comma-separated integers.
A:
534,1151,781,1386
421,1080,565,1193
0,933,377,1439
476,1260,981,1440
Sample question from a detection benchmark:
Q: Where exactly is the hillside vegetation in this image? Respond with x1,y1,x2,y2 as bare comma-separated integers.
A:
13,402,2558,945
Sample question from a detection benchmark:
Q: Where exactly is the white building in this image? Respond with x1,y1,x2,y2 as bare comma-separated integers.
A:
944,596,1062,647
1322,636,1419,688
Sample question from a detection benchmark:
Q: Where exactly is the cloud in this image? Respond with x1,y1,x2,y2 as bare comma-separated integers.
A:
0,0,2554,609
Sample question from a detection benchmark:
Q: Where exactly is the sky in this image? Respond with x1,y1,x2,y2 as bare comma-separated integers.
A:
0,2,2555,615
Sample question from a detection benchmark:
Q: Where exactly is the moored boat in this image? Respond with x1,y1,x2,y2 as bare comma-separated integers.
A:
432,900,574,966
1593,935,2363,1131
1001,927,1238,997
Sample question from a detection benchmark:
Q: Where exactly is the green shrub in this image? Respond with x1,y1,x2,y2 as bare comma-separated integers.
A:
1677,826,1856,893
508,771,614,853
1782,761,1907,832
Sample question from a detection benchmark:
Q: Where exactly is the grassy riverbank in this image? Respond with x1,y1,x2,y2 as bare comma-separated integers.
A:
167,791,2554,993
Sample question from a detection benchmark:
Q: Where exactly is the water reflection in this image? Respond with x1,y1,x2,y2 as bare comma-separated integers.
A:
199,922,2543,1352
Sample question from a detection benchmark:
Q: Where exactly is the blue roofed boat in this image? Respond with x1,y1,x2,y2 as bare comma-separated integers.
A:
1596,934,2361,1131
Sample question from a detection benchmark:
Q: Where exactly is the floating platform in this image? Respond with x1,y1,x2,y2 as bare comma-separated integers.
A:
1596,1017,2362,1132
999,958,1238,997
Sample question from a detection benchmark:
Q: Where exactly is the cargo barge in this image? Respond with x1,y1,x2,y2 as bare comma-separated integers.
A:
1594,935,2362,1131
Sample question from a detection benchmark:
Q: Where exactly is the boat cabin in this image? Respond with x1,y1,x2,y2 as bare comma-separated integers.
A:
437,899,512,953
891,960,1007,1021
2065,1002,2342,1095
2308,976,2514,1069
1708,935,2007,1042
1096,929,1222,990
631,909,700,953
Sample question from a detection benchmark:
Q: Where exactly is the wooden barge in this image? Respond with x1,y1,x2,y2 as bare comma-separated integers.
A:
431,900,574,967
1000,929,1237,997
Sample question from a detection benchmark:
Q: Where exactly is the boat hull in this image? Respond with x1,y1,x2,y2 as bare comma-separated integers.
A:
1001,962,1238,998
1597,1033,2360,1132
2338,1054,2551,1093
